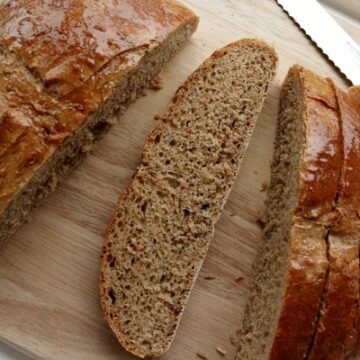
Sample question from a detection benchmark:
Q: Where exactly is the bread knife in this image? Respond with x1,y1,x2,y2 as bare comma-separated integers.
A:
276,0,360,85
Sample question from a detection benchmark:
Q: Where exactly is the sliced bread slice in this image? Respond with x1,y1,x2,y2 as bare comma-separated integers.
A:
100,39,278,358
307,85,360,360
235,65,342,360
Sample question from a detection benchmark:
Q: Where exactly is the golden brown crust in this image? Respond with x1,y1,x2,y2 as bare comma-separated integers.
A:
308,86,360,360
0,0,198,214
269,223,328,360
269,66,342,360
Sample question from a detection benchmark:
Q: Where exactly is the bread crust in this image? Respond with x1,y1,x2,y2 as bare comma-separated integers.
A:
307,86,360,360
268,66,342,360
100,39,278,358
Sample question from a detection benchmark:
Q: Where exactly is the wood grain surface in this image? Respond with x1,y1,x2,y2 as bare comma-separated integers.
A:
0,1,359,359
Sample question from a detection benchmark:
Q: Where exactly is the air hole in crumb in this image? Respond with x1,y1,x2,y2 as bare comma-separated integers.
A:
183,209,190,218
165,159,170,165
169,139,176,146
109,257,116,268
131,257,135,265
154,134,161,143
108,288,116,304
201,203,209,211
157,191,165,198
141,201,148,214
160,274,167,282
168,178,180,188
153,238,157,244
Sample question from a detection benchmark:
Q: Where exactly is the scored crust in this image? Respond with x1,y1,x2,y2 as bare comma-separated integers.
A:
0,0,199,245
307,85,360,360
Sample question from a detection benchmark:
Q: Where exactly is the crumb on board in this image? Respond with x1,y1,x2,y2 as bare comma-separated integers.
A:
204,275,216,280
235,276,244,283
154,114,161,121
260,181,268,192
230,330,241,345
148,75,164,90
216,346,227,356
255,210,266,229
253,170,258,175
196,351,208,359
256,216,266,229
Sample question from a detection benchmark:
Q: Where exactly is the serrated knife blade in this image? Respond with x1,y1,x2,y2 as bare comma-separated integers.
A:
276,0,360,85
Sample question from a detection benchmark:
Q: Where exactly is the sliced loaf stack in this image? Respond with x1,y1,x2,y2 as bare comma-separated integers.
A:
100,39,278,358
235,66,360,360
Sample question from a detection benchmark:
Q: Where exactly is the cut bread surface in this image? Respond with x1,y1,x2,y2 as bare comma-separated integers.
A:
100,39,278,358
235,66,342,360
0,0,198,246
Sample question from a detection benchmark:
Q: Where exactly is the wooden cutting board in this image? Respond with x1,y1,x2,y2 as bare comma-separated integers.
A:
1,1,359,359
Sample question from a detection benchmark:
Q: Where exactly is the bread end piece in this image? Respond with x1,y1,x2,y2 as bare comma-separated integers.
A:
0,7,198,247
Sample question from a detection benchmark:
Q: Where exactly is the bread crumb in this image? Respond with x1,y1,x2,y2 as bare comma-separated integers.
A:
229,212,237,217
229,331,240,345
204,276,216,280
255,211,266,229
260,181,268,192
216,346,227,356
253,170,258,175
196,351,208,359
256,216,266,229
148,75,164,90
235,276,244,283
154,114,161,121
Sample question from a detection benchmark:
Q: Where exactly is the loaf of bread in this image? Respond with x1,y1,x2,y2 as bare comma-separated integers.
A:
307,85,360,359
235,65,342,360
0,0,198,246
100,39,278,358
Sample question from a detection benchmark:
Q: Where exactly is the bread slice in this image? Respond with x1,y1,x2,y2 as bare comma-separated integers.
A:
307,85,360,359
100,39,278,358
235,65,342,360
0,0,198,246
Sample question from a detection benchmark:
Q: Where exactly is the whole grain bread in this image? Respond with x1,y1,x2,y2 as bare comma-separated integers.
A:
307,85,360,360
0,0,198,246
235,65,342,360
100,39,278,358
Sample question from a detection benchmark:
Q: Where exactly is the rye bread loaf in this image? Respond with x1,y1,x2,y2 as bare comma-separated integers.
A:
100,39,278,358
0,0,198,246
235,65,342,360
308,86,360,360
